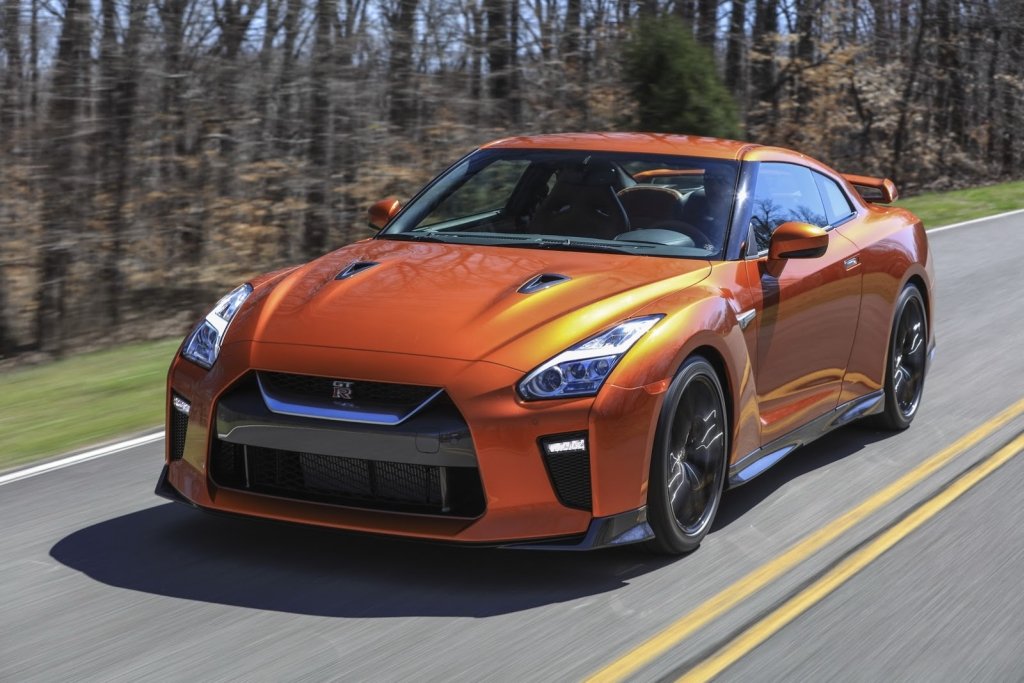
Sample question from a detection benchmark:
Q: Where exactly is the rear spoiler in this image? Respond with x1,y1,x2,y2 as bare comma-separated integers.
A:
842,174,899,204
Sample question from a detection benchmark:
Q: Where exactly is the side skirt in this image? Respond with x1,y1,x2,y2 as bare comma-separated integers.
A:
728,390,885,488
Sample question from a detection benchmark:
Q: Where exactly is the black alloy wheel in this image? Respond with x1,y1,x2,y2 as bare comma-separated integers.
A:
872,284,928,430
646,356,728,555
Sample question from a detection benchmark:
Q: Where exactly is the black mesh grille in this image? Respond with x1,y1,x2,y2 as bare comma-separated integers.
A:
259,371,438,408
211,441,483,516
169,395,189,461
541,436,592,510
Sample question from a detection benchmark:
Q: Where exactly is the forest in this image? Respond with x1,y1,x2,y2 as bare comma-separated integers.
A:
0,0,1020,358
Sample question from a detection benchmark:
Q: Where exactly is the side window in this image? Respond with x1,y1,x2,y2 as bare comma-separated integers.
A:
814,172,855,225
748,163,828,254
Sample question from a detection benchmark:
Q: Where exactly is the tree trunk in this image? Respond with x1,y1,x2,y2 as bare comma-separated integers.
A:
275,0,301,150
1000,2,1022,175
469,0,484,115
37,0,88,354
303,0,335,257
792,0,816,124
696,0,718,48
750,0,780,132
97,0,142,326
933,0,960,142
564,0,581,62
29,0,37,115
985,22,1001,165
508,0,521,124
387,0,418,128
1,0,21,137
213,0,260,194
725,0,747,95
486,0,510,114
255,0,280,156
892,0,928,182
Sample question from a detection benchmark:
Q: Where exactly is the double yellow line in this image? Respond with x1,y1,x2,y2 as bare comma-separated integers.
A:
588,397,1024,683
681,430,1024,681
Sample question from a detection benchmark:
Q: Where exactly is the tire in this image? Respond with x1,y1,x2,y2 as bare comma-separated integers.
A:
870,284,928,431
645,356,729,555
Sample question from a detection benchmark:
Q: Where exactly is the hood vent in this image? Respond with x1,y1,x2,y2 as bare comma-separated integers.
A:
336,261,379,280
518,273,571,294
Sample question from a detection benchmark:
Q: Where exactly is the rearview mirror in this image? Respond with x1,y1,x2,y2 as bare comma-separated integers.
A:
368,197,401,230
768,222,829,260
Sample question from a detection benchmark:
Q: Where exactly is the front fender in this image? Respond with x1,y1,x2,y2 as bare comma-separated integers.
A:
607,285,761,479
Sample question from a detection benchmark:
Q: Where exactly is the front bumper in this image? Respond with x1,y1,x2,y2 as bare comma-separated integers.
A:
160,341,664,547
155,464,655,550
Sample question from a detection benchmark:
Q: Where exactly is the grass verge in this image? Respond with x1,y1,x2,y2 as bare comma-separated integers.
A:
0,339,180,471
896,180,1024,228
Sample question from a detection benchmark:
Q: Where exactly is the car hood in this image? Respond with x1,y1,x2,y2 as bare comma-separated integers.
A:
234,239,711,370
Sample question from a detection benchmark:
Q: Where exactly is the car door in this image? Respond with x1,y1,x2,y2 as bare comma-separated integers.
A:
740,162,863,444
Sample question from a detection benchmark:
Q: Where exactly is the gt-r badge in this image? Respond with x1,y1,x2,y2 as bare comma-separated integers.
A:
332,380,354,400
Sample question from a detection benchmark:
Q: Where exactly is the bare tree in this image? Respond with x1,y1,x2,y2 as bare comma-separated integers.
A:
387,0,419,127
37,0,89,353
303,0,335,256
0,0,1020,356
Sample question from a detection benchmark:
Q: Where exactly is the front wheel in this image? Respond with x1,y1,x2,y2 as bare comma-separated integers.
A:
871,284,928,431
645,356,728,555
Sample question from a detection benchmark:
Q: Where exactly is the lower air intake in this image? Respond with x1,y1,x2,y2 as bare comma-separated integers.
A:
211,441,485,517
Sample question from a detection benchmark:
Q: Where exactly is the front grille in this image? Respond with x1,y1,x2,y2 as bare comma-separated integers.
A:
169,395,189,461
211,441,485,517
259,371,438,408
542,443,592,510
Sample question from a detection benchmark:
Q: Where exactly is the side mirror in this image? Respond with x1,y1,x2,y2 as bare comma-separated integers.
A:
368,197,401,230
768,221,829,260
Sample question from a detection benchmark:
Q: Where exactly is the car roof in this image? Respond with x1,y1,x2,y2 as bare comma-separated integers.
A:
481,132,762,160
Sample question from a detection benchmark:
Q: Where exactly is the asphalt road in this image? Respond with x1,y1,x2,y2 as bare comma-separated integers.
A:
3,212,1024,682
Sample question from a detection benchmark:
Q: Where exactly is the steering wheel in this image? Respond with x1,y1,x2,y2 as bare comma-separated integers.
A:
685,226,716,251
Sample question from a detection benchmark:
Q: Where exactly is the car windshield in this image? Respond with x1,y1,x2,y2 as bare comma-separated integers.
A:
378,149,740,259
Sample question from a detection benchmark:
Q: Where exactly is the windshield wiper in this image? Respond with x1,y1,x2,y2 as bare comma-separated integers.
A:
517,238,657,254
378,231,454,243
381,232,655,254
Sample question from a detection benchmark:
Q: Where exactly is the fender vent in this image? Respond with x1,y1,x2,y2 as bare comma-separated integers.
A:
336,261,379,280
518,273,571,294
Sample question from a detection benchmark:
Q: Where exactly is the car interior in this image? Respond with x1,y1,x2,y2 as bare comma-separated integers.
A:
408,155,736,255
517,160,730,249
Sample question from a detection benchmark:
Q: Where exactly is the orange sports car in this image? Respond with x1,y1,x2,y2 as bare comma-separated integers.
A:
156,133,934,554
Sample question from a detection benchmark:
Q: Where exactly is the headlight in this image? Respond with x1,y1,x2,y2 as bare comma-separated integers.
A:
518,315,664,400
181,284,253,369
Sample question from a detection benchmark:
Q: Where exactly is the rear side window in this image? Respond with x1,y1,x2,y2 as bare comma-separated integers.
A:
814,172,855,225
748,163,828,253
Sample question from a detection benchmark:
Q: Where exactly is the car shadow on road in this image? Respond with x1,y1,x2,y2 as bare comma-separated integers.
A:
712,424,894,531
50,501,674,618
50,424,895,618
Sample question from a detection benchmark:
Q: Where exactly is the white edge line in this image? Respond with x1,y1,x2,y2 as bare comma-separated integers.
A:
0,431,165,486
927,207,1024,234
0,208,1018,486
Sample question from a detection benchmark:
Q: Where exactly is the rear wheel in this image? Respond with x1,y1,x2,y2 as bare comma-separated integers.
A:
645,356,728,555
871,284,928,430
